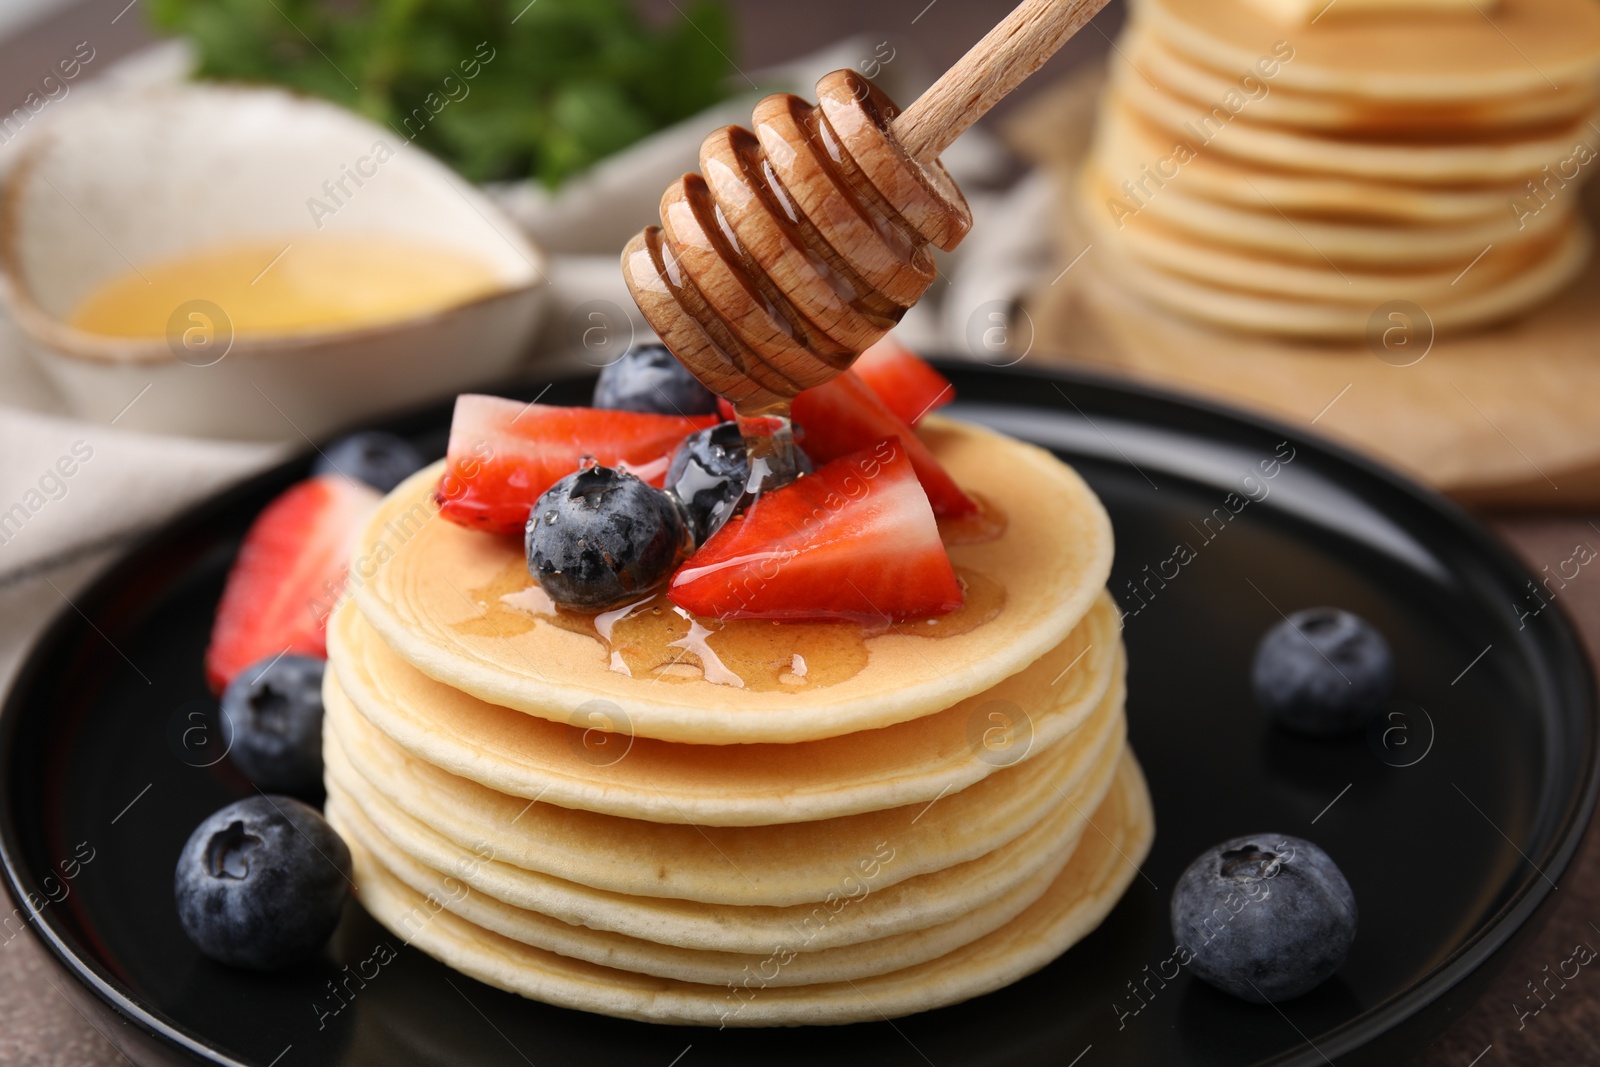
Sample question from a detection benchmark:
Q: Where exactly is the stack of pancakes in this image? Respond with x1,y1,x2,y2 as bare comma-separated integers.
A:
1077,0,1600,337
320,417,1152,1026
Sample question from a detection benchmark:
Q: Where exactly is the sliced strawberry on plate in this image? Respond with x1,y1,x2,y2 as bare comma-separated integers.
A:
852,336,954,426
435,394,717,535
204,474,380,692
669,437,964,621
791,372,976,517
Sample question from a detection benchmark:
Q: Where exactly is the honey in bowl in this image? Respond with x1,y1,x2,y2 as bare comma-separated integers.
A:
68,234,504,340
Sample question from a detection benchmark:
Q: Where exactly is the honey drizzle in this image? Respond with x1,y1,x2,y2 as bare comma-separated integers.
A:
938,492,1008,545
457,561,1005,693
731,405,805,507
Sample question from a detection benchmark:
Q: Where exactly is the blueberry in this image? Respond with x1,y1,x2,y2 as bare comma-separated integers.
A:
665,422,750,543
1171,833,1356,1003
665,422,814,544
1252,608,1394,736
174,795,351,969
312,431,424,493
592,344,718,415
220,655,326,799
526,464,691,611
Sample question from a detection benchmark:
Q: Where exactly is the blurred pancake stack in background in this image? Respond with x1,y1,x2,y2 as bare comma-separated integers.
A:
1077,0,1600,338
1009,0,1600,507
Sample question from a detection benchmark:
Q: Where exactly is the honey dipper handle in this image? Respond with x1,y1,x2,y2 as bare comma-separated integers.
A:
890,0,1113,162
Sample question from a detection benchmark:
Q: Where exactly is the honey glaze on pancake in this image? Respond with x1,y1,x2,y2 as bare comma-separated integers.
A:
936,492,1008,545
451,554,1005,693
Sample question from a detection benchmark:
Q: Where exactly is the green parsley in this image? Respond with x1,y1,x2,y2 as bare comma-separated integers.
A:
150,0,738,187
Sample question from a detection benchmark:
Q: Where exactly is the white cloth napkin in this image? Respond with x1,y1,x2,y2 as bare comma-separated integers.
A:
0,35,1053,692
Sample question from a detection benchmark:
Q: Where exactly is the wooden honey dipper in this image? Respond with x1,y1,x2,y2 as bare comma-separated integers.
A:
622,0,1111,488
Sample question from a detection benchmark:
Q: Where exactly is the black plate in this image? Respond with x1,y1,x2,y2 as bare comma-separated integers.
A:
2,365,1594,1067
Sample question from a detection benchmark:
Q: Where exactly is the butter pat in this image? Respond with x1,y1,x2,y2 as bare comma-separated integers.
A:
1242,0,1496,22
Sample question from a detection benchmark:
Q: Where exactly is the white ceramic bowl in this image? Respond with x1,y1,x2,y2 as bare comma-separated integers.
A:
0,84,549,440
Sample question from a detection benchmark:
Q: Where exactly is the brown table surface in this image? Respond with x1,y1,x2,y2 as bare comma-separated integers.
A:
4,2,1599,1065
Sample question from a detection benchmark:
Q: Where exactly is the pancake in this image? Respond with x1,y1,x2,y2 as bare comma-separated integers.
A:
326,709,1119,966
324,682,1122,906
1117,66,1600,183
1138,0,1600,102
1077,164,1572,293
1122,30,1600,132
330,785,1081,986
1092,104,1525,222
350,416,1115,745
328,589,1123,825
342,749,1154,1026
1079,187,1568,303
325,706,1117,953
1090,221,1592,336
1081,161,1569,265
332,791,1076,986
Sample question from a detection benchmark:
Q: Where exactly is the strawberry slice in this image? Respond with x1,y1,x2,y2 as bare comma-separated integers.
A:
791,372,976,517
205,474,379,692
713,339,954,428
852,336,954,426
669,437,964,621
435,395,717,535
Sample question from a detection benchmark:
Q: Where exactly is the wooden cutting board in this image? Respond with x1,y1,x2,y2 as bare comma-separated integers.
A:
1006,63,1600,511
